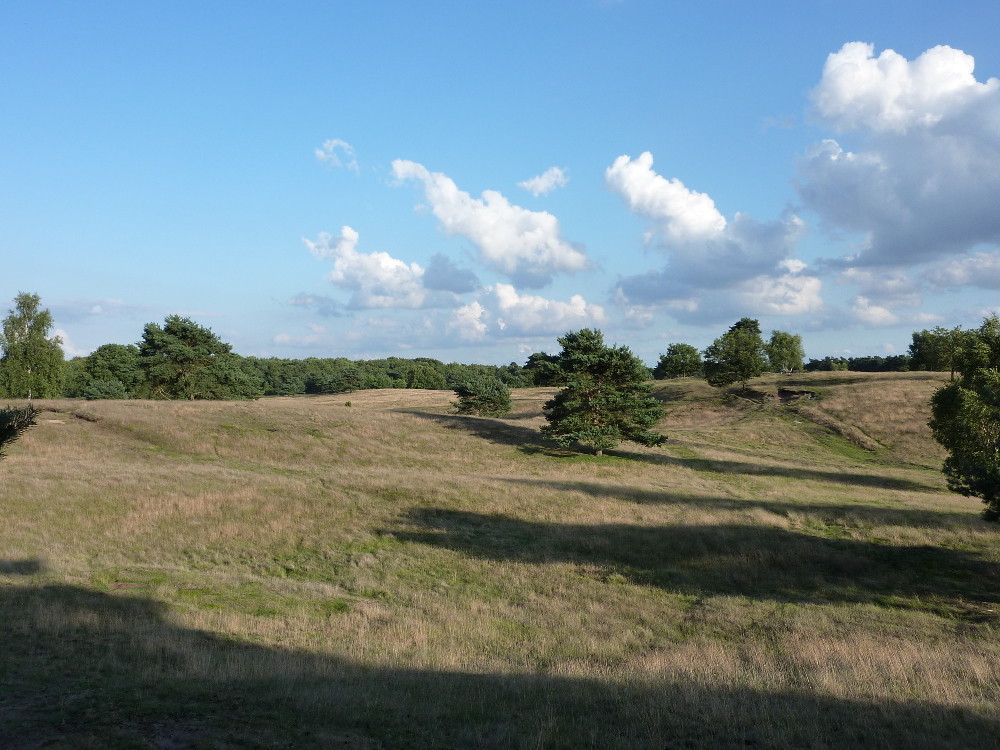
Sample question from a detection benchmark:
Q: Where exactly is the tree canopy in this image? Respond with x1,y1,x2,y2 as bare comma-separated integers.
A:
138,316,262,400
653,343,702,379
929,314,1000,519
0,293,64,399
452,377,511,417
541,328,665,455
910,326,966,378
766,331,805,373
703,318,768,390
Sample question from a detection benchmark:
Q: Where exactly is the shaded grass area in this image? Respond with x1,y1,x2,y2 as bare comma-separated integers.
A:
2,375,999,747
1,575,996,750
393,508,999,618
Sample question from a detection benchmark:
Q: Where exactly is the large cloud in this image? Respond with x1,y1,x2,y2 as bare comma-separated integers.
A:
798,42,1000,267
606,152,817,322
304,226,427,309
392,159,589,287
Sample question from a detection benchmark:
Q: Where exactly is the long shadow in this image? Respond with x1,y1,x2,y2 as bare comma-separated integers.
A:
497,478,983,529
615,449,941,493
0,558,43,575
394,510,1000,617
403,410,545,449
1,562,996,748
407,411,942,493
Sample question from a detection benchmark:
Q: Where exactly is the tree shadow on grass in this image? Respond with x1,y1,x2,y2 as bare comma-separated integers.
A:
405,410,943,493
393,510,1000,618
0,558,43,575
403,410,547,449
0,561,996,749
613,448,941,493
497,478,982,529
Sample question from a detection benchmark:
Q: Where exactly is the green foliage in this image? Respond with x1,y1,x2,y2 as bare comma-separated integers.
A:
909,326,966,377
61,357,91,397
541,328,666,455
81,379,131,400
405,364,447,390
0,405,36,458
653,343,702,379
523,351,563,386
0,292,64,399
453,378,512,417
765,331,805,373
138,316,263,400
805,356,850,372
703,319,768,389
929,315,1000,519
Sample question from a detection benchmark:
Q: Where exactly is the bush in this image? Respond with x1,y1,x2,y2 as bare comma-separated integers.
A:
0,406,36,459
81,379,130,400
453,379,511,417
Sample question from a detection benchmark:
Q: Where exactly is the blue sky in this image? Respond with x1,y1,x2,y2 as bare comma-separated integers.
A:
3,1,1000,366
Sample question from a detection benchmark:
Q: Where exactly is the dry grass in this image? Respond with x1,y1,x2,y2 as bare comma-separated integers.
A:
1,374,998,748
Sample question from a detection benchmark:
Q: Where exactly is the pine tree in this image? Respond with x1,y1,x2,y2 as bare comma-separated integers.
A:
453,377,511,417
138,316,262,400
542,329,665,456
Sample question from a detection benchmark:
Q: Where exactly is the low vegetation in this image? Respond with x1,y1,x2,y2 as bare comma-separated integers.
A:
2,370,998,748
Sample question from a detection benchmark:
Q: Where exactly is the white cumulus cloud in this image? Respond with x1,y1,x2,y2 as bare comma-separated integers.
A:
491,283,606,335
391,159,589,287
606,152,726,243
812,42,998,134
304,226,427,309
518,166,569,197
448,301,489,341
799,43,1000,267
735,270,824,316
607,151,814,323
851,296,900,326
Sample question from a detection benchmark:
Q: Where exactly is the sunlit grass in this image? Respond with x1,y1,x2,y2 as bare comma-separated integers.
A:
2,373,998,747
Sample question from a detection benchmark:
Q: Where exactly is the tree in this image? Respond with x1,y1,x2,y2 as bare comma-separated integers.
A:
0,406,36,459
541,329,666,456
702,319,768,390
71,343,145,399
929,315,1000,519
0,293,64,399
766,331,805,373
910,326,965,379
453,377,511,417
653,343,702,379
523,351,563,386
138,316,262,400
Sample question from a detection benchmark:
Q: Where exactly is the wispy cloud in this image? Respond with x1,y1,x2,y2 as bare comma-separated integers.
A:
315,138,359,173
518,166,568,197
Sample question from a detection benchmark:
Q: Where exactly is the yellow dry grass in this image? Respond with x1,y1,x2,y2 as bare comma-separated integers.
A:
1,374,998,748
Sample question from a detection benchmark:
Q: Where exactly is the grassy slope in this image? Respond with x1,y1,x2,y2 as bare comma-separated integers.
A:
1,372,998,748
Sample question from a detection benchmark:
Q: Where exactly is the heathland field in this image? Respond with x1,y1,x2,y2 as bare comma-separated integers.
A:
2,371,999,748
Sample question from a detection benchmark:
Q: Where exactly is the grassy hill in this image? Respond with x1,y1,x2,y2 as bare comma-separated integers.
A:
2,371,998,748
